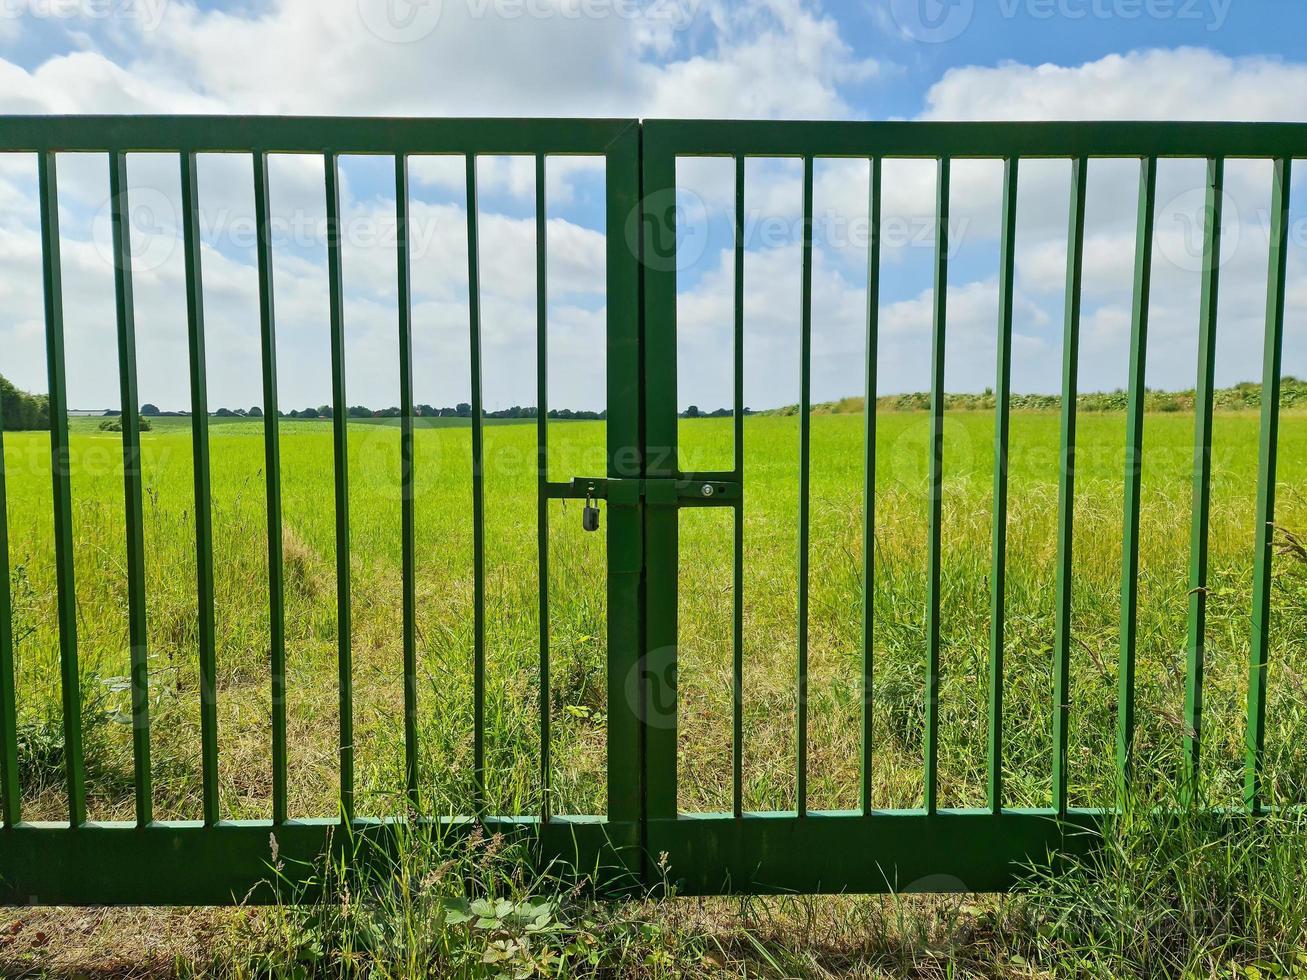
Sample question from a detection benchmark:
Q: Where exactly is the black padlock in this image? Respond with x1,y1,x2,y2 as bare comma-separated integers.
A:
582,493,600,532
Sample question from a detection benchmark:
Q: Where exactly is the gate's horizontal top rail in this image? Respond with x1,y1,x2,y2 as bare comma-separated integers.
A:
0,115,637,153
6,116,1307,156
643,118,1307,158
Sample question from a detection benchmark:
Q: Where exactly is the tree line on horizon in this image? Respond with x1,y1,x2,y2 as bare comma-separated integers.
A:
0,375,739,430
135,403,739,421
139,402,611,421
16,368,1299,435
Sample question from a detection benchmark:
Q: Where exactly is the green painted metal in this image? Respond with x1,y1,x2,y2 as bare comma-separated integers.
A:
325,153,355,821
989,156,1018,815
924,157,949,816
1185,158,1223,801
253,149,288,827
648,810,1100,895
180,152,220,827
546,478,739,505
108,151,153,827
797,154,814,818
466,154,488,813
601,121,643,840
732,153,745,821
634,119,1307,159
5,117,1307,904
396,154,419,810
0,116,646,154
536,152,552,823
641,128,680,825
38,150,86,828
861,156,881,817
0,366,19,827
1245,158,1291,814
1052,157,1086,817
1116,157,1157,797
0,816,630,906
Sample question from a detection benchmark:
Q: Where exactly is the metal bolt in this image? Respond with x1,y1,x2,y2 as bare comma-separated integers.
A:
701,483,714,497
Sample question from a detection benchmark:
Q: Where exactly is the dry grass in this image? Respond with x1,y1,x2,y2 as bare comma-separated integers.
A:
0,906,237,978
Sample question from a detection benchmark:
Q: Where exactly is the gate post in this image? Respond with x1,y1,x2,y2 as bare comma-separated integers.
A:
604,120,646,875
639,125,679,828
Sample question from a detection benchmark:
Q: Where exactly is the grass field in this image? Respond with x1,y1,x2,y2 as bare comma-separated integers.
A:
3,406,1307,976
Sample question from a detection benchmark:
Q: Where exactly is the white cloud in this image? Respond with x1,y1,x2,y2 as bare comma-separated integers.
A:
5,24,1307,411
920,48,1307,122
0,0,885,410
0,0,876,119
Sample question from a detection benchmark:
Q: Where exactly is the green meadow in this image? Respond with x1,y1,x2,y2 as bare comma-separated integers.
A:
3,406,1305,825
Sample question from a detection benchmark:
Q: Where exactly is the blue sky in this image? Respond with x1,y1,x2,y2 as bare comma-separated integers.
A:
0,0,1305,415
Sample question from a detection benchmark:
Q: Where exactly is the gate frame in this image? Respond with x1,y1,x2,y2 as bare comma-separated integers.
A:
0,115,645,905
634,118,1303,894
0,116,1304,902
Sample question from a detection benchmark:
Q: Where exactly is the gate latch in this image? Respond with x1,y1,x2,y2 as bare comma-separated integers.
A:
545,477,741,508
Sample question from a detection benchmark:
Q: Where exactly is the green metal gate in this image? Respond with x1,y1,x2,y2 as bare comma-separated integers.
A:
0,117,1302,903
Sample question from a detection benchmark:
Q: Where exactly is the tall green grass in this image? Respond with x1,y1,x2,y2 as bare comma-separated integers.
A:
3,409,1305,822
4,408,1307,976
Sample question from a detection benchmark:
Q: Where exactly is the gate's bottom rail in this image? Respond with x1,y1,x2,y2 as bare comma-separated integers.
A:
651,810,1102,894
0,810,1106,904
0,817,638,906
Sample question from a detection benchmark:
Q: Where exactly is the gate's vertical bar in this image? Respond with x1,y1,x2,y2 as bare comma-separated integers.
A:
181,153,220,826
1184,158,1223,800
732,153,745,820
1116,157,1157,796
325,152,354,821
924,156,950,817
1052,157,1087,817
109,151,153,827
1245,157,1291,815
535,152,551,822
989,156,1018,815
861,155,882,817
642,127,679,823
797,154,814,817
0,377,19,827
465,154,487,812
253,149,287,826
395,153,419,809
38,151,86,828
606,120,644,843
